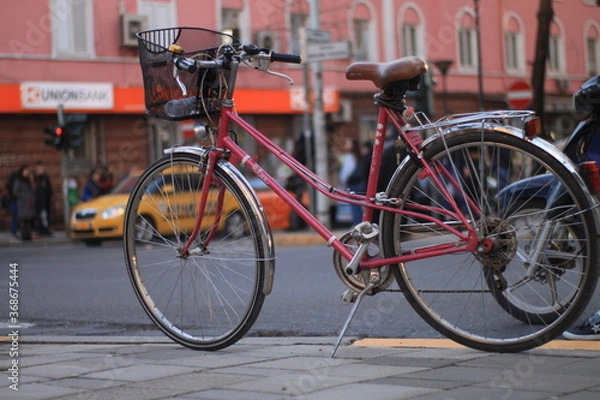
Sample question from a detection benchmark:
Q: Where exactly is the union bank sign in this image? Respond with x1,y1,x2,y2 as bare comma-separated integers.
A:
20,82,114,110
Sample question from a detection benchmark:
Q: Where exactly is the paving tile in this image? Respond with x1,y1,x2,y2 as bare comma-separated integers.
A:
302,383,438,400
471,371,599,394
63,384,191,400
326,363,427,379
227,373,356,396
82,364,195,382
410,385,550,400
247,355,357,371
368,376,469,391
457,352,579,371
177,388,285,400
365,355,458,369
127,372,257,392
558,392,600,400
0,383,84,399
401,365,509,384
46,376,128,391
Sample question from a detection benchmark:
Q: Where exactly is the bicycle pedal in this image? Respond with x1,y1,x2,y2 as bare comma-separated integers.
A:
341,289,358,304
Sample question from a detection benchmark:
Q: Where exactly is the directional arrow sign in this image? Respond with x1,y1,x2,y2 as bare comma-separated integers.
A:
305,41,351,63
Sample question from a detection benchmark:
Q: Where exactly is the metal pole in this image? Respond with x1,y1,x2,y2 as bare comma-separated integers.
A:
309,0,330,226
474,0,484,110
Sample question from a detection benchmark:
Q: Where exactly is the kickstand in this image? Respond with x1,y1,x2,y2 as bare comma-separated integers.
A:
329,282,375,358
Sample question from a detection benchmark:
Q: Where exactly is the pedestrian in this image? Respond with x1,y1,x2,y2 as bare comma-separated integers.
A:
34,161,53,235
81,169,103,201
97,165,114,195
564,310,600,340
4,169,20,241
339,137,366,226
11,165,36,241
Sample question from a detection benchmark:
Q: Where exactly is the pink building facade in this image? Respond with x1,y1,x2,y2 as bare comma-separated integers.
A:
1,0,599,228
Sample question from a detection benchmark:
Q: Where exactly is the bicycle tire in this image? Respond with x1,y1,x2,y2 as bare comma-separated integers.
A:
123,152,266,350
380,128,598,353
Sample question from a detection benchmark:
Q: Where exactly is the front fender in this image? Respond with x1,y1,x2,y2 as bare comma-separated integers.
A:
164,146,276,295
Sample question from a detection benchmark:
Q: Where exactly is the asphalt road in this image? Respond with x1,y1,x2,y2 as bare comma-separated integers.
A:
2,241,600,341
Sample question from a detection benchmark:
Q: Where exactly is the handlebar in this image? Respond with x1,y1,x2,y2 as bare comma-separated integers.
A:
270,52,302,64
172,47,302,73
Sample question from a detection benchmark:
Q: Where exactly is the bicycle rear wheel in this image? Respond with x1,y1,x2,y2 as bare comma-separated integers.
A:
381,128,598,352
123,152,267,350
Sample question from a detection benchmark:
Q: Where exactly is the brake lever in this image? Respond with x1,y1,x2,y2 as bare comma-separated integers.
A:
173,66,188,96
255,56,294,85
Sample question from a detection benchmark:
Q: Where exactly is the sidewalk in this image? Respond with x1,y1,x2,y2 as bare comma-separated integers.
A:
1,336,599,399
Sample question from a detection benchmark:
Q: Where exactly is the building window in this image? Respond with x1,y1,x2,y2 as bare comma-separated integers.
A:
352,3,375,62
457,11,477,71
503,15,525,73
586,23,600,76
139,0,176,30
50,0,94,58
588,37,599,76
353,19,370,61
221,8,242,40
399,5,424,57
402,25,418,57
547,20,565,75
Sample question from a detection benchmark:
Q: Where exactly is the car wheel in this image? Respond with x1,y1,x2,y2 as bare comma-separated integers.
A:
134,215,155,242
224,211,247,239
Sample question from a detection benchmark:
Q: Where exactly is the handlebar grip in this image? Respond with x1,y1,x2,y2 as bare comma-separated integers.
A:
270,52,302,64
173,57,198,73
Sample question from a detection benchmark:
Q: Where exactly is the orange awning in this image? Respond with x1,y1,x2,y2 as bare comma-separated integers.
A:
0,84,339,115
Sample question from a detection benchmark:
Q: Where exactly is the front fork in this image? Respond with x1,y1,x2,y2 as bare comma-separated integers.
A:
179,150,220,256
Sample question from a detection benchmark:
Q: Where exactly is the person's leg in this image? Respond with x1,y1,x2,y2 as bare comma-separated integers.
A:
9,201,19,236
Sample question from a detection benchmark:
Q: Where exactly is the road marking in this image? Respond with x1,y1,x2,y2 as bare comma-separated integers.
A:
353,338,600,351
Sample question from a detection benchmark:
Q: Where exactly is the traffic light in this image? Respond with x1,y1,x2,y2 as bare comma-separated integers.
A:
44,125,65,149
407,71,434,118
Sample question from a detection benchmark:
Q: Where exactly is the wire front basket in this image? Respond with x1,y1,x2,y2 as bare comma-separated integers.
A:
137,27,239,121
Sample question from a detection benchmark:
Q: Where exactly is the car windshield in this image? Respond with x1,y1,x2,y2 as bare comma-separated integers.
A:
111,176,140,194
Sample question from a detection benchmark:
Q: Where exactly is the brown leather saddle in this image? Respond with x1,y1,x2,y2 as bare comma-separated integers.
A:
345,56,428,91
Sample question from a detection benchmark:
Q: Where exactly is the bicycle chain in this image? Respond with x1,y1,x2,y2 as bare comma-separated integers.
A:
382,288,492,293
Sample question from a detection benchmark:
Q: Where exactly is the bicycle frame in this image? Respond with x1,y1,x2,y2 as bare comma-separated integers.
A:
179,100,481,272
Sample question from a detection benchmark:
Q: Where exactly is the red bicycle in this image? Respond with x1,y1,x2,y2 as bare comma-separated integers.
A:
124,27,598,356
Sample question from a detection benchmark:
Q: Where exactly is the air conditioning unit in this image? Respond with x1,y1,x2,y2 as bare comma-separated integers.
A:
255,31,280,52
331,99,352,123
121,14,148,47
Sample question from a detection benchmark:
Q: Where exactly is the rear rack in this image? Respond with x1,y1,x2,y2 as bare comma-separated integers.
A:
407,110,536,134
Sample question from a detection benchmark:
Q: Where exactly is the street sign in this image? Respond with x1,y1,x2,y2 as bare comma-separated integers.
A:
506,81,533,109
305,29,331,43
305,41,351,63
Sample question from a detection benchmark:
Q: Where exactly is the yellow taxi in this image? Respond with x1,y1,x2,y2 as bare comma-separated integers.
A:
70,172,305,245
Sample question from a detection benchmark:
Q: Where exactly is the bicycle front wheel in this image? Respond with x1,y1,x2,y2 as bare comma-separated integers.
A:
381,128,598,352
123,152,267,350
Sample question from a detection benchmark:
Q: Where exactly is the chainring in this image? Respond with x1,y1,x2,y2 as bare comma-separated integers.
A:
332,232,395,294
